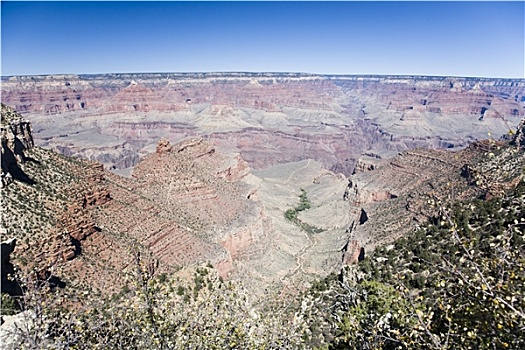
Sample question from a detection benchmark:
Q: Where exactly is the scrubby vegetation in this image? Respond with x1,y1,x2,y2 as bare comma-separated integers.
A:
285,188,312,223
6,260,305,349
284,188,323,234
297,179,525,349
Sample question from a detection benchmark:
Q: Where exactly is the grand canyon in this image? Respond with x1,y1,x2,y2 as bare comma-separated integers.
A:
1,73,524,349
2,73,524,176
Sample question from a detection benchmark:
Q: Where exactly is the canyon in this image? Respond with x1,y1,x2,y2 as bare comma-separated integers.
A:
2,73,524,176
2,104,362,293
1,73,525,295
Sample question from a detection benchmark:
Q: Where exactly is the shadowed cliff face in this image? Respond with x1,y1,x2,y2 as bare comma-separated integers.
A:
1,104,36,187
2,73,524,175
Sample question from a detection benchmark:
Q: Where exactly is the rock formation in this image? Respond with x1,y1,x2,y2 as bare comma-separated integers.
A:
0,106,119,291
341,239,365,265
511,117,525,148
1,74,524,296
0,111,371,293
1,104,35,187
344,117,525,250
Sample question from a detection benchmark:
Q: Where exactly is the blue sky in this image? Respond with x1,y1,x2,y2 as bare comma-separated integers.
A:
1,1,524,78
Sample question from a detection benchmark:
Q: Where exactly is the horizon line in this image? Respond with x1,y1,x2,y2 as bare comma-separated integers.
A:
2,71,525,81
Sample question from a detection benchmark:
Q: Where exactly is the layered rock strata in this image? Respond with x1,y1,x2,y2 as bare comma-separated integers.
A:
1,130,368,293
344,119,525,251
2,73,523,175
3,98,523,297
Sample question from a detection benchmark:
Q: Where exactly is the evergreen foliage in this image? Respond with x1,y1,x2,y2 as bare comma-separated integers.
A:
298,179,525,349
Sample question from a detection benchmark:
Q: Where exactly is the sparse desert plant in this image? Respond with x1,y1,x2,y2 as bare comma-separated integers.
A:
1,293,18,316
6,253,307,350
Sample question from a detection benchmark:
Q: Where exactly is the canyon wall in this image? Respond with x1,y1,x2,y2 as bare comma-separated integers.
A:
2,84,524,294
2,73,523,175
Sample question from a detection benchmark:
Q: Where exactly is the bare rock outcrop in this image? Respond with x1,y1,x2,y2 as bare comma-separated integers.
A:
511,117,525,149
341,239,365,265
1,104,35,187
69,137,259,285
1,104,114,288
0,310,33,349
156,138,173,154
216,154,250,182
352,155,382,174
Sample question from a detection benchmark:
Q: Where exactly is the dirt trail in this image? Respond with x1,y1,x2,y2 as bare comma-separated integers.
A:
280,227,317,284
283,159,311,185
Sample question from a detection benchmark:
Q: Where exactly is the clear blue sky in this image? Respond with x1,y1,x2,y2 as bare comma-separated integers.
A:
1,1,524,78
